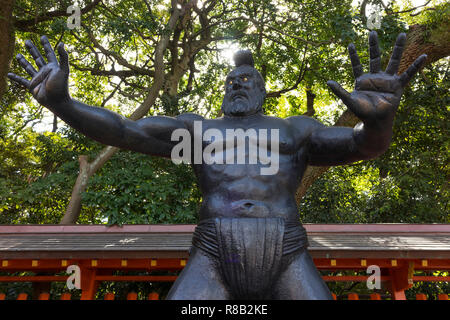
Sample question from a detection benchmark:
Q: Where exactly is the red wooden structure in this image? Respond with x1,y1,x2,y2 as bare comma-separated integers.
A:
0,224,449,300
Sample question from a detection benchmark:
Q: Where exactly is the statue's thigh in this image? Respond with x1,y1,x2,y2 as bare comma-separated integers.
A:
273,249,333,300
166,247,230,300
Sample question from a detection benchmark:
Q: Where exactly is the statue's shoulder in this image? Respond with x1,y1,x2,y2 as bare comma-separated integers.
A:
285,115,325,141
176,112,204,125
285,115,324,130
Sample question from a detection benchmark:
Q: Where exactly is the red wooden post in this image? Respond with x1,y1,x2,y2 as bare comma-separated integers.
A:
17,293,28,300
331,293,337,300
0,293,5,300
80,267,98,300
127,292,138,300
348,293,359,300
38,292,50,300
389,267,408,300
390,288,406,300
370,293,381,300
148,292,159,300
438,294,448,300
60,293,71,300
104,293,115,300
416,293,427,300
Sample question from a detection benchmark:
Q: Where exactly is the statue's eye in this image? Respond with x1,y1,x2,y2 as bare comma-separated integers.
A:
229,80,233,85
243,77,248,82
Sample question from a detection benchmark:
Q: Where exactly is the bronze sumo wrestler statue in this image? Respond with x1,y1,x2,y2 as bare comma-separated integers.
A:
8,31,426,299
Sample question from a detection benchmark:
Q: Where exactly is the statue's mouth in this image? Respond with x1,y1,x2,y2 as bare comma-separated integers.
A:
231,92,247,101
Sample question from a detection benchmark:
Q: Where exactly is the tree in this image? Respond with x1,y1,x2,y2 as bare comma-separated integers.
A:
295,1,450,203
2,0,449,225
299,64,449,223
0,0,15,100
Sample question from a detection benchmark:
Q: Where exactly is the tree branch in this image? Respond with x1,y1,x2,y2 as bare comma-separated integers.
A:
304,88,316,116
72,64,152,77
266,46,308,98
83,25,155,76
266,68,306,98
386,0,432,15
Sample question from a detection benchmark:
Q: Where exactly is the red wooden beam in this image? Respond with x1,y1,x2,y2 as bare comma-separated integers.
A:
95,275,178,282
413,276,450,282
322,276,391,282
0,274,447,284
0,276,68,282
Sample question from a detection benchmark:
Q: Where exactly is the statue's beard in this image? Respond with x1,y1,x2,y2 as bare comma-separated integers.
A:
221,93,264,116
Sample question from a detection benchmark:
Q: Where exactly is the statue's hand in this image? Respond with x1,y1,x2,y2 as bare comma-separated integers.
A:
327,31,427,126
8,36,70,107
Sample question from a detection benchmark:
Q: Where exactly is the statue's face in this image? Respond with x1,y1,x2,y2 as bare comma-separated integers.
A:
221,65,265,116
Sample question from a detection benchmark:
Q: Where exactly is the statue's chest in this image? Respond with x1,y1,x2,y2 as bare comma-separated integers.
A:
196,124,296,156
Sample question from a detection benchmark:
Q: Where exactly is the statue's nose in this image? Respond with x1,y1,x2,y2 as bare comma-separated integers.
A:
232,82,242,90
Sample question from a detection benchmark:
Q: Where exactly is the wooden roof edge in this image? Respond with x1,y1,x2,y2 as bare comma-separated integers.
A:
303,224,450,233
0,223,449,234
0,224,197,234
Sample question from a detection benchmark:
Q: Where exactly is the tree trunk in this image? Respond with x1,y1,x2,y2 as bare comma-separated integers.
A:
398,24,450,76
304,88,316,116
60,155,90,224
295,23,450,204
0,0,15,100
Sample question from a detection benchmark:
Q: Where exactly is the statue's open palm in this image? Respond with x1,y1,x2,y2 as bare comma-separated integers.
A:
8,36,70,107
327,31,427,124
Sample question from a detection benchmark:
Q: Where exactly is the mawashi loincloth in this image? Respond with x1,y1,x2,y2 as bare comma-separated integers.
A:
192,217,308,299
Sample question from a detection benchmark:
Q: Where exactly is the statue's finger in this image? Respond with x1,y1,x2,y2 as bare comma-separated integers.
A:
369,31,381,73
40,35,57,63
327,80,352,106
29,68,52,91
348,44,363,78
386,33,406,75
25,40,46,68
399,54,427,86
57,43,70,75
16,53,37,76
7,72,31,89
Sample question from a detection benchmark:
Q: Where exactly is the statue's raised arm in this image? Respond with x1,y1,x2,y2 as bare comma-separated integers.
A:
297,31,427,166
7,36,187,158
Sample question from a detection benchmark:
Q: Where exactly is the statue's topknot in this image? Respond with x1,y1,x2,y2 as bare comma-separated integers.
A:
233,50,254,68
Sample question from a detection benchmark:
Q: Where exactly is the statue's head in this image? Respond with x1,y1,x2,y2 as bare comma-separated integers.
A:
221,50,266,116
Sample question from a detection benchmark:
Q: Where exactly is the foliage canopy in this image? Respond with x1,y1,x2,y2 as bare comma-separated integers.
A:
1,0,448,226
